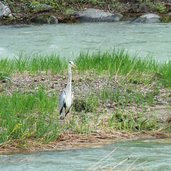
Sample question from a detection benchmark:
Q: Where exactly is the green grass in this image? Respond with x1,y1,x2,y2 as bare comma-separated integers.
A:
73,95,99,112
0,50,170,146
72,88,159,132
0,54,66,74
108,110,158,131
75,50,158,74
0,87,60,144
100,87,156,107
0,50,170,88
159,61,171,87
64,113,96,134
75,51,171,87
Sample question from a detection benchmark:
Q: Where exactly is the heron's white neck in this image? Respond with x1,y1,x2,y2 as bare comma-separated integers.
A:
67,64,72,88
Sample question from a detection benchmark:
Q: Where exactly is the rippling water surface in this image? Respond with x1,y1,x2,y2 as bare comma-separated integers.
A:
0,139,171,171
0,23,171,62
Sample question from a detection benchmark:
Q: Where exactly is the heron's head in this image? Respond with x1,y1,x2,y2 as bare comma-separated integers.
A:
69,61,76,68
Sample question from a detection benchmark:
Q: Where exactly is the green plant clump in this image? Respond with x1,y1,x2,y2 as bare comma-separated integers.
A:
108,111,158,131
0,87,60,143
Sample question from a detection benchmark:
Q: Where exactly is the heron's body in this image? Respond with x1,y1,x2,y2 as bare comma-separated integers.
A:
59,61,75,120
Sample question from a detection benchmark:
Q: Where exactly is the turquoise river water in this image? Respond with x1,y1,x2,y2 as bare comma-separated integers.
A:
0,22,171,170
0,139,171,171
0,22,171,62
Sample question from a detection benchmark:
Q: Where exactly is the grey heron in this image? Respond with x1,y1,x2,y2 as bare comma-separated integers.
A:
59,61,76,120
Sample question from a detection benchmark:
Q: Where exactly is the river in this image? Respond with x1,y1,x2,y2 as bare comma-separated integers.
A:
0,139,171,171
0,22,171,62
0,22,171,170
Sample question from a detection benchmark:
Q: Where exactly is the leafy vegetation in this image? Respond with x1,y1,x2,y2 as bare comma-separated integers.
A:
2,0,171,25
3,0,168,15
0,50,170,148
138,0,166,13
0,87,59,144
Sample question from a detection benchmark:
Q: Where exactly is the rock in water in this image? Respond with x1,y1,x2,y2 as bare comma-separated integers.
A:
0,2,12,18
133,13,160,23
74,8,122,22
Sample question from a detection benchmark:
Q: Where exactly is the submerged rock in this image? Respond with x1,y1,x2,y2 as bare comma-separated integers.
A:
31,14,58,24
74,8,122,22
0,1,12,18
133,13,161,23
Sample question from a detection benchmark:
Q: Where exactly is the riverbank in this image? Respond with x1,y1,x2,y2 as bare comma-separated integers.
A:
1,0,171,25
0,51,170,154
0,131,169,155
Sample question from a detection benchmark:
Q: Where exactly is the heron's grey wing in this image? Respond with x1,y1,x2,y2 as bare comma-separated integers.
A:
59,90,66,114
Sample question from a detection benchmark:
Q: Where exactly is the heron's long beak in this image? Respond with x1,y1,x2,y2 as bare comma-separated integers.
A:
72,64,77,68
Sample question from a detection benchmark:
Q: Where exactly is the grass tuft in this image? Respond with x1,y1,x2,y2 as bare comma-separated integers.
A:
0,87,59,143
0,50,170,88
108,110,158,131
75,50,170,88
0,54,66,74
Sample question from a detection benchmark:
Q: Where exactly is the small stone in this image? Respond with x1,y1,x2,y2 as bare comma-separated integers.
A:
48,15,58,24
0,2,12,18
1,79,7,83
166,117,171,123
41,77,45,81
51,84,55,89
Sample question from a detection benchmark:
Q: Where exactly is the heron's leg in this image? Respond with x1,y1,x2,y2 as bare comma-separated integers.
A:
60,114,65,120
64,110,70,117
60,108,65,120
60,104,66,120
59,107,63,115
65,106,72,117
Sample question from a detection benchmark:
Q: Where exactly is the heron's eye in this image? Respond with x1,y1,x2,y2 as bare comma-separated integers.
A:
69,61,74,65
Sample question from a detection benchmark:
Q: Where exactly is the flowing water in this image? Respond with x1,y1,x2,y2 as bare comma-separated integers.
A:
1,23,171,170
0,22,171,62
0,139,170,171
